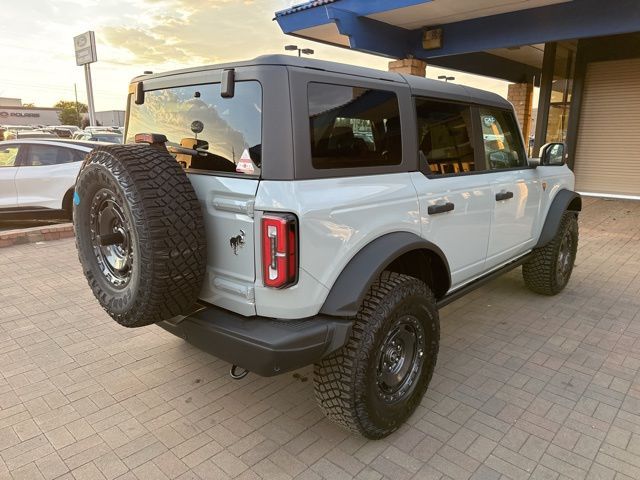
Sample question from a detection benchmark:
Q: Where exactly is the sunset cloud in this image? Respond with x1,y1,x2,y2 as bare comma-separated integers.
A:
1,0,508,111
101,0,270,66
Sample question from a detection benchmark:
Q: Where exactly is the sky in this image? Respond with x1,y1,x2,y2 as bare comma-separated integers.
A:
1,0,511,111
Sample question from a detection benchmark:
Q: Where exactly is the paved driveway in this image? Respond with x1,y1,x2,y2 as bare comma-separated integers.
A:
0,198,639,480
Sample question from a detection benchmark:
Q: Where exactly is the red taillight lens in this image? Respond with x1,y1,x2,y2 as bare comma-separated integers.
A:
261,213,298,288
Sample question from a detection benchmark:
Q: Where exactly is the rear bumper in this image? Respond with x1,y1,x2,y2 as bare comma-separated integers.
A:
157,305,352,377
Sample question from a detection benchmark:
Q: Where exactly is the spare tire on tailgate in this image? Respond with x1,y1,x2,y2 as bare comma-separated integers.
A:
73,144,207,328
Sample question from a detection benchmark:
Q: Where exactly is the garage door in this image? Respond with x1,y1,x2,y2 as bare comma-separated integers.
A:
574,58,640,197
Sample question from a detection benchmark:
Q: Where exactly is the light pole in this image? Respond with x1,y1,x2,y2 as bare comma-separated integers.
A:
438,75,455,82
285,45,314,57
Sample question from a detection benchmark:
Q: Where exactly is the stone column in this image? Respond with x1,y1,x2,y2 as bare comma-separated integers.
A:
507,82,534,142
388,58,427,77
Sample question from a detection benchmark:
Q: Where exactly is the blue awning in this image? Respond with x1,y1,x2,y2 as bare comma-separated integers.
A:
275,0,640,82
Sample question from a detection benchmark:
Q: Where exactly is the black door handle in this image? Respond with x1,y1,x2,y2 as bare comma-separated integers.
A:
495,191,514,201
428,202,455,215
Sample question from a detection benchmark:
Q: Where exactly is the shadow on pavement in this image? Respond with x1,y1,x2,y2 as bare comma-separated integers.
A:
0,218,70,232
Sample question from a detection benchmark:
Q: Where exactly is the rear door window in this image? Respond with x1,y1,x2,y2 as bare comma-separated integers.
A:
24,145,62,166
415,98,476,175
308,83,402,169
21,145,83,166
127,81,262,176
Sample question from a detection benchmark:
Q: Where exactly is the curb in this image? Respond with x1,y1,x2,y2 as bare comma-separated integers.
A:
0,223,75,248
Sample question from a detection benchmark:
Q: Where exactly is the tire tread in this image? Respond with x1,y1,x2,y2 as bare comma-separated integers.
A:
314,271,439,438
523,211,578,295
74,144,206,327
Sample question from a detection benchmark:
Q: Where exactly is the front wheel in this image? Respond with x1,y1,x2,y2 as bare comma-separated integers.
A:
314,272,439,439
523,211,579,295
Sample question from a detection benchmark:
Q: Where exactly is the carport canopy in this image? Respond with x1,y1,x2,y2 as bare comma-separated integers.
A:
275,0,640,84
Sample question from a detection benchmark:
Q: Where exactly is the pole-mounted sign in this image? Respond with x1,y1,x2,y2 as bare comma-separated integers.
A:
74,31,97,66
74,31,97,126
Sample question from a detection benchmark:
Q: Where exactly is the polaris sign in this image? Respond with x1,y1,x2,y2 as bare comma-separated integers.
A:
0,108,60,126
0,111,41,118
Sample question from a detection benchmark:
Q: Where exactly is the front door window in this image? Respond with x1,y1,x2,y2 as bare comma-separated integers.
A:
479,108,527,170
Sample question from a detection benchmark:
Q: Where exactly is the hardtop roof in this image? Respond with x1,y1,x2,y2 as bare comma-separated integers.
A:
132,54,510,109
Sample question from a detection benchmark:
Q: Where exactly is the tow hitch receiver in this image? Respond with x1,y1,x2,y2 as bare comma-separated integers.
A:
230,365,249,380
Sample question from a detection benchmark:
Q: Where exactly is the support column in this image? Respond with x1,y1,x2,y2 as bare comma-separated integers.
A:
388,58,427,77
507,81,534,144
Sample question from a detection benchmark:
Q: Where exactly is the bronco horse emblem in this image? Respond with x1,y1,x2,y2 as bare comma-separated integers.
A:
230,230,246,255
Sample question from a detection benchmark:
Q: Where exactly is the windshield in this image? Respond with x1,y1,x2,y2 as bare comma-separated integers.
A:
126,81,262,176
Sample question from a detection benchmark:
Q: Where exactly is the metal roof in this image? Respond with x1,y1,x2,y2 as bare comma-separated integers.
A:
275,1,337,18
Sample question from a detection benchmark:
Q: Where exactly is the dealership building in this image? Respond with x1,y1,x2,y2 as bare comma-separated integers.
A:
276,0,640,198
0,97,125,128
0,98,61,126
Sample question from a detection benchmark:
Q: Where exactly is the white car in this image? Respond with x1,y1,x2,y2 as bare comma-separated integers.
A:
73,131,123,143
73,56,581,439
0,139,93,219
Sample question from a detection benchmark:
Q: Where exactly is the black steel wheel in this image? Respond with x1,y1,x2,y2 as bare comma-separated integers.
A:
556,227,574,286
314,271,439,439
375,315,425,404
74,144,206,328
89,189,133,288
523,211,578,295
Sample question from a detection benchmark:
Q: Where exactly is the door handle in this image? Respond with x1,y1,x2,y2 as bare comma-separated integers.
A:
428,202,455,215
495,191,514,201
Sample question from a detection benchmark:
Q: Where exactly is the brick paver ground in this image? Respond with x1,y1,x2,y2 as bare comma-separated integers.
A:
0,197,639,480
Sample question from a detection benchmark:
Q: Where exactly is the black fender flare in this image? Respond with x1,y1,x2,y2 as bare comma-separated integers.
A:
535,189,581,248
319,232,451,317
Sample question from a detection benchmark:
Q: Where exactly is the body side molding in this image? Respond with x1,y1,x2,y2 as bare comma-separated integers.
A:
320,232,451,317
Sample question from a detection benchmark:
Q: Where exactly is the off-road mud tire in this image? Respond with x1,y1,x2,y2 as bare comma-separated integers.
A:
523,211,578,295
73,144,206,327
314,272,439,439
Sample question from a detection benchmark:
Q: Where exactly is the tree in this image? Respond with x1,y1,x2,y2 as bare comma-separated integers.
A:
80,117,101,129
54,100,88,127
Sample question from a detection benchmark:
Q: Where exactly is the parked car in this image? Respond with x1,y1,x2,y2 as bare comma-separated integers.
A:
74,131,123,143
72,55,580,439
18,131,58,139
0,139,94,219
58,125,82,133
49,127,74,138
2,125,34,140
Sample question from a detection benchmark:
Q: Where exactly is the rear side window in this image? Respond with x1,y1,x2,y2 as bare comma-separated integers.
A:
415,98,475,175
308,82,402,169
24,145,77,166
479,108,527,169
127,81,262,176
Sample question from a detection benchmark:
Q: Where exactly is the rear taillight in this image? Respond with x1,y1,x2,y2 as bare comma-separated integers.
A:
261,213,298,288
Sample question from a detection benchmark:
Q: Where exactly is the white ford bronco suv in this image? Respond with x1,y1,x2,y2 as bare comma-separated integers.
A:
73,55,581,439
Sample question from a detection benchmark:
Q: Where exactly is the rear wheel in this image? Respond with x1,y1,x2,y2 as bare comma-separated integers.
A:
73,144,206,327
314,272,439,439
523,211,578,295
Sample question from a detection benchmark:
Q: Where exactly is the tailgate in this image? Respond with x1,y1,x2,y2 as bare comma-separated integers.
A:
188,174,259,316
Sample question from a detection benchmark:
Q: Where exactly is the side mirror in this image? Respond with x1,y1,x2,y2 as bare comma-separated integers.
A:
540,142,566,166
